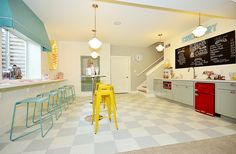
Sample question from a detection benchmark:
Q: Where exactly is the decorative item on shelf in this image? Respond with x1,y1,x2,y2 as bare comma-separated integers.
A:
42,74,49,80
88,3,102,50
203,71,215,80
9,64,22,79
48,40,58,70
192,13,207,38
55,72,64,79
163,67,174,79
164,60,171,69
156,34,165,52
229,72,236,80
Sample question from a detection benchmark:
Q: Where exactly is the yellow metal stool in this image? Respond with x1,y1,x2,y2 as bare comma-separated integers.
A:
92,83,118,134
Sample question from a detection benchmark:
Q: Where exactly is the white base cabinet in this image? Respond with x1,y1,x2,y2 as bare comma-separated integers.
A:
154,79,194,106
172,81,194,106
154,79,236,119
216,83,236,119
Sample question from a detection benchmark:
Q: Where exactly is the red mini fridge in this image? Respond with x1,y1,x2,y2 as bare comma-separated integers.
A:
195,83,215,116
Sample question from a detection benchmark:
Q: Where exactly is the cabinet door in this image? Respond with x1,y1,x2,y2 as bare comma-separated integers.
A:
182,85,194,106
162,89,173,100
218,89,236,119
173,84,183,102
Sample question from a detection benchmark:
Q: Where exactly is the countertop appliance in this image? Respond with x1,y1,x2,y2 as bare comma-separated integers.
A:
163,81,172,90
195,82,215,116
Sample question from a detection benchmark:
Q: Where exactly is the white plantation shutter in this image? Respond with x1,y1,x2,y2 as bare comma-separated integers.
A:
1,29,27,78
1,29,8,71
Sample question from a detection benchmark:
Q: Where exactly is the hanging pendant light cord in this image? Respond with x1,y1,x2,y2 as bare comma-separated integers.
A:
198,12,201,26
92,4,98,37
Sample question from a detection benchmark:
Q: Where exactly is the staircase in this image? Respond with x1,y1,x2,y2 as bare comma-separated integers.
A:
137,80,147,93
136,56,164,95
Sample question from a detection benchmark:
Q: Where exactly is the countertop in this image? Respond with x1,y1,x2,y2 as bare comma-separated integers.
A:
154,78,236,83
0,79,66,90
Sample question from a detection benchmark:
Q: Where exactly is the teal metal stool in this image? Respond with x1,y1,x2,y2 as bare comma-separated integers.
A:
10,95,53,141
32,92,49,124
64,85,76,104
49,90,62,120
58,87,69,110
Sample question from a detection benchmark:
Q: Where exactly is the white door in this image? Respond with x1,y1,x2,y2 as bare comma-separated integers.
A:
111,56,131,93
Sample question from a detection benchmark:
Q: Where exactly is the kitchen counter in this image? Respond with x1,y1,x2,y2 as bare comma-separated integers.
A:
155,78,236,83
0,79,66,91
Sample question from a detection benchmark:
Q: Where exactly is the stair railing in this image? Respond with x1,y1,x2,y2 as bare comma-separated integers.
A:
137,56,164,77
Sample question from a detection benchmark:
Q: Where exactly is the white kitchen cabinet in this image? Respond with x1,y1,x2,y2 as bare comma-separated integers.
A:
173,81,194,106
216,83,236,119
162,89,173,100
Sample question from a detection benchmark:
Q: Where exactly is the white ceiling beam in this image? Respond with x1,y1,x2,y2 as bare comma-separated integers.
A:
114,0,236,18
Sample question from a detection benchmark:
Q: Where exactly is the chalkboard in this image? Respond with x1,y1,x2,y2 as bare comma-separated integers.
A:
175,31,236,69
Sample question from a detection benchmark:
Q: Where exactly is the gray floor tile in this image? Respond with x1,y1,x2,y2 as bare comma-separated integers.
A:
201,129,224,138
125,122,140,128
135,136,158,148
99,124,111,132
46,147,71,154
112,129,132,140
73,134,94,145
94,141,117,154
24,139,53,152
145,126,165,135
0,143,8,151
169,132,194,142
56,128,77,137
173,123,194,131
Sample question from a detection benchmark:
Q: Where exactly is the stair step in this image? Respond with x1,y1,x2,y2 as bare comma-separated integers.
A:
138,89,147,93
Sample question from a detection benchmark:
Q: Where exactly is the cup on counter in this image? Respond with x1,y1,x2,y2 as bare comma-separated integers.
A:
229,72,236,80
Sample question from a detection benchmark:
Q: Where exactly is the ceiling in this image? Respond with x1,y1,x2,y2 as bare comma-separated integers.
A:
23,0,236,47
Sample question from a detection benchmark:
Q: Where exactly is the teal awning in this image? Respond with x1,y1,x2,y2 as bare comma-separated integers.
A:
0,0,51,51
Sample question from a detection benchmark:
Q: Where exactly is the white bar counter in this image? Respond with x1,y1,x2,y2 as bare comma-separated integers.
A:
0,79,66,135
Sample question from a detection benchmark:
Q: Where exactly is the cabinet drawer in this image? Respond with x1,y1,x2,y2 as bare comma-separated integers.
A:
173,80,193,86
216,82,236,90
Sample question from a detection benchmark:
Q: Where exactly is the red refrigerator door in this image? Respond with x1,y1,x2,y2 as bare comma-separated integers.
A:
195,83,215,94
195,92,215,116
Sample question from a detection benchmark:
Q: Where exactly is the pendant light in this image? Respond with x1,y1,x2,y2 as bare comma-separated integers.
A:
156,34,165,52
192,13,207,38
88,3,102,50
91,51,99,59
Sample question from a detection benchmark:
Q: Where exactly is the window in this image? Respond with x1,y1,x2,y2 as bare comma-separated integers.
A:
2,28,27,78
1,28,41,79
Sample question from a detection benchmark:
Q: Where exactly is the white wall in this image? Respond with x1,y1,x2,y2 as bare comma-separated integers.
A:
164,18,236,79
57,41,111,96
111,45,162,90
27,42,41,79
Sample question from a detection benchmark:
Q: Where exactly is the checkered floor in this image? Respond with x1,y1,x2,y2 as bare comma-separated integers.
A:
0,93,236,154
